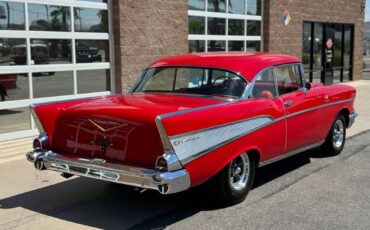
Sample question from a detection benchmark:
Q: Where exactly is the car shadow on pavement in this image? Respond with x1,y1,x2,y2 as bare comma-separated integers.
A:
0,150,317,230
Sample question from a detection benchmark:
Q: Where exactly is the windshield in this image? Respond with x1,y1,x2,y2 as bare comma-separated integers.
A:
131,67,248,98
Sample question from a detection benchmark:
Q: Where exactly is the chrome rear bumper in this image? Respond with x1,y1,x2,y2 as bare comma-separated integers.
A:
26,150,190,194
348,112,358,128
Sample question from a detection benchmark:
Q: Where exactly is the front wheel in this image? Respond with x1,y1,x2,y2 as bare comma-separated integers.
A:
211,153,256,205
322,114,346,156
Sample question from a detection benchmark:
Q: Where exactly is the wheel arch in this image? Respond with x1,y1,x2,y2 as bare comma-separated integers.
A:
338,107,350,128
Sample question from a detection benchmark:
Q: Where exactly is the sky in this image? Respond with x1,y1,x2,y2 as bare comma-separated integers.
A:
366,0,370,22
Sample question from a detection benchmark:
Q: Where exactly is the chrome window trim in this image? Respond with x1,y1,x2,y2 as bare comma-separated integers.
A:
30,105,45,133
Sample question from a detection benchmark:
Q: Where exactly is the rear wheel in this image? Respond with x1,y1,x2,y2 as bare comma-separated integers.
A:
211,153,256,205
322,114,346,156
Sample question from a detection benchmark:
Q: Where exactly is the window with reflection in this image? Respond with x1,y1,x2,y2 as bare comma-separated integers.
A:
228,41,244,51
77,69,110,94
28,4,71,31
208,40,226,51
208,17,226,35
208,0,227,12
188,0,205,11
247,0,261,15
229,0,245,14
30,39,71,65
302,22,311,70
133,67,247,98
78,0,108,2
247,20,261,36
32,71,73,98
75,40,109,63
247,41,261,51
0,38,27,66
0,2,25,30
0,107,30,134
74,8,108,33
229,19,244,36
0,73,28,102
189,40,205,53
189,16,205,34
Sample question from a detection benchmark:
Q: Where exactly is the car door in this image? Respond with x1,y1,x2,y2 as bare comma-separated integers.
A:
274,64,324,154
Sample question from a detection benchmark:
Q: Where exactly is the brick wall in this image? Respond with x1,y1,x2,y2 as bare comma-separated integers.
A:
112,0,188,93
263,0,365,80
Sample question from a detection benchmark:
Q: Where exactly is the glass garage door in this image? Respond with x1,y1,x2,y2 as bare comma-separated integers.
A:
0,0,114,141
188,0,263,52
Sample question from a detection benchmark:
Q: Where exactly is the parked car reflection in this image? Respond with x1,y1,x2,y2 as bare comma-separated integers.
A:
76,42,102,63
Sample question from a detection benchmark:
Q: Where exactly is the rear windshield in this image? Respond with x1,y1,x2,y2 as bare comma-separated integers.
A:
131,67,248,98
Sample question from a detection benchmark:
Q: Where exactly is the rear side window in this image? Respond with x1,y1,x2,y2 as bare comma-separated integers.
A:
274,64,303,95
252,68,277,99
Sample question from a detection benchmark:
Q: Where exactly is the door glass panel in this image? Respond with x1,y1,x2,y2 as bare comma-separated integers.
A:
302,22,311,70
188,0,205,11
229,19,244,35
30,39,72,65
333,24,343,68
32,71,74,98
0,73,29,102
189,16,205,34
313,23,323,69
208,0,226,12
189,40,205,52
247,0,261,15
75,40,109,63
228,41,244,51
274,65,299,95
207,40,225,51
253,68,277,98
28,4,71,31
208,17,226,35
229,0,245,14
0,107,30,134
0,38,27,66
74,8,108,33
0,1,25,30
246,41,261,51
343,25,352,67
77,69,110,94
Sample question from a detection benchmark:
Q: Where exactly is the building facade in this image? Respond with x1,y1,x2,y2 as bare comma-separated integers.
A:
0,0,364,140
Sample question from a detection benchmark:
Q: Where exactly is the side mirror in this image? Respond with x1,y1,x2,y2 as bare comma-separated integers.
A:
305,82,311,90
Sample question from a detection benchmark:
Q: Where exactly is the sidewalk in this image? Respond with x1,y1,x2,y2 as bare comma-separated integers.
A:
1,80,370,162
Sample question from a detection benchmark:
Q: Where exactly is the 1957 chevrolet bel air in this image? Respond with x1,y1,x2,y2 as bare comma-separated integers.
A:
26,53,357,205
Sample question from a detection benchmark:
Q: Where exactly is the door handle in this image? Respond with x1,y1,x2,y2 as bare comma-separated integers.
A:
284,100,293,107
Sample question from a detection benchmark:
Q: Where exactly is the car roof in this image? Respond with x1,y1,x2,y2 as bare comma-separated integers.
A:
149,52,301,82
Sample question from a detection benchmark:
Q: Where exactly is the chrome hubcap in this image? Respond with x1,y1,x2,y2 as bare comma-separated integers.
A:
229,154,250,191
333,119,344,149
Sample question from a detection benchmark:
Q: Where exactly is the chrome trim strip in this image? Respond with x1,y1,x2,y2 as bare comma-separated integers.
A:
170,98,354,165
29,151,190,195
259,140,325,167
172,116,274,165
30,105,45,133
285,99,355,119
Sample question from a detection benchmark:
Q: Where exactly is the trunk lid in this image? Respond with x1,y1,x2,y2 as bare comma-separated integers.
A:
51,94,222,169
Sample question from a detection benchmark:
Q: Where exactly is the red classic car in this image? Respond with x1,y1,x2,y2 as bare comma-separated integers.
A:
26,53,357,205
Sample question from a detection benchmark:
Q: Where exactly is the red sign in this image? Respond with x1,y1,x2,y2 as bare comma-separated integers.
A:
326,39,333,49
